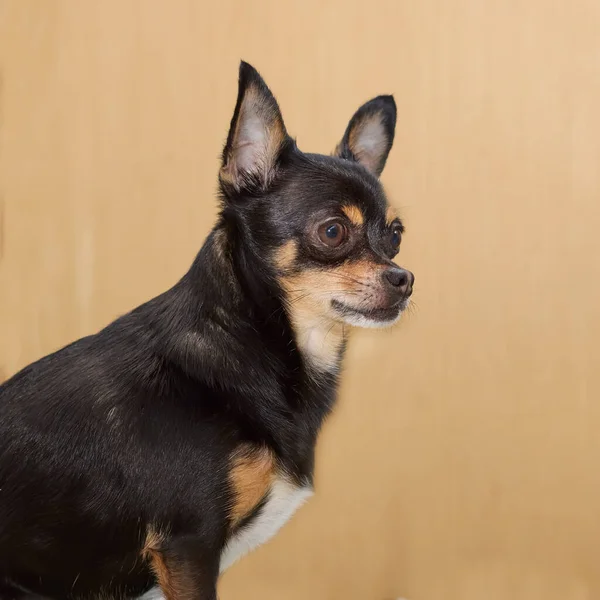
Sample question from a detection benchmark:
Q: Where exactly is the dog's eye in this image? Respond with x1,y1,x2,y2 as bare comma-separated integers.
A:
391,225,402,251
318,221,348,248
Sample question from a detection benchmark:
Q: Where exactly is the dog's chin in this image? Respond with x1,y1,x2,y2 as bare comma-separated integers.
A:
331,299,407,329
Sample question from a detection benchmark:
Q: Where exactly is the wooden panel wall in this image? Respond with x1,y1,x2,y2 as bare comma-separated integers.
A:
1,2,599,599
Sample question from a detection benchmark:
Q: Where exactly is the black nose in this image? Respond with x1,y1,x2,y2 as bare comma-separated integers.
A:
383,268,414,298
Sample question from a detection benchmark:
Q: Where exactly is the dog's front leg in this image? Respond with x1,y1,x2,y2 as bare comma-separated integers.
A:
145,536,219,600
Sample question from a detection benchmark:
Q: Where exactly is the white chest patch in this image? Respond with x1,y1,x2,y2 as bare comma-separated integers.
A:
219,476,313,573
136,478,312,600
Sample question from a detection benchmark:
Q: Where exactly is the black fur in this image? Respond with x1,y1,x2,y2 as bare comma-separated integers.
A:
0,62,408,600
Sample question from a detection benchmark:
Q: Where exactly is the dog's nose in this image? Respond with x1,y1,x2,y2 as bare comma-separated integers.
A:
383,267,414,298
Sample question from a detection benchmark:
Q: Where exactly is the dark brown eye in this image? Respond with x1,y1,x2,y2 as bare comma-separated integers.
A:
318,221,348,248
391,224,402,251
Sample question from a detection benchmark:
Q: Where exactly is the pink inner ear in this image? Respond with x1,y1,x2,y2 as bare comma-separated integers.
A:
352,116,388,174
224,83,285,187
234,111,269,174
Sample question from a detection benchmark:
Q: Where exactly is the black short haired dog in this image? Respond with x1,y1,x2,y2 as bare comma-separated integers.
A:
0,62,414,600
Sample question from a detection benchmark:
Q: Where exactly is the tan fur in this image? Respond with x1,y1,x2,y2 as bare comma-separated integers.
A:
278,258,390,370
335,259,379,282
342,205,365,226
148,553,175,600
229,446,275,526
275,242,348,375
142,527,178,600
142,525,168,558
278,269,348,372
274,240,298,271
286,291,346,372
386,205,398,226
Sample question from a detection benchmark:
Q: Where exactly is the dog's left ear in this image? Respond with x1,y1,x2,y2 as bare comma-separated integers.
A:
220,62,289,192
334,96,397,177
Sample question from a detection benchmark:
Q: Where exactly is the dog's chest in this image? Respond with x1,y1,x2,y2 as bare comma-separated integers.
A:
219,476,313,572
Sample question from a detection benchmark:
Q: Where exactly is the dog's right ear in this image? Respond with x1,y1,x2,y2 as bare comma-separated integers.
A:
220,62,288,193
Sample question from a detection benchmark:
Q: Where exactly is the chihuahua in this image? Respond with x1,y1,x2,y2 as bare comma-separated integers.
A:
0,62,414,600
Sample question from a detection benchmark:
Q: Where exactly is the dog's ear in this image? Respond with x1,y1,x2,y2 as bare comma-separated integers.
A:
334,96,397,176
220,62,288,192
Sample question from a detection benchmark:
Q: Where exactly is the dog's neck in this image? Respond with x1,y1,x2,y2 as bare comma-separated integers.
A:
172,224,346,384
145,224,342,460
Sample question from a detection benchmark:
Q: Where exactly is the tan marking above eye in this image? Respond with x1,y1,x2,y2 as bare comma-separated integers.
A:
385,205,398,226
342,205,365,226
229,445,275,526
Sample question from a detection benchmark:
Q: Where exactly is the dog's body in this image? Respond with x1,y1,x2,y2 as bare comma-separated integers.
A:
0,63,413,600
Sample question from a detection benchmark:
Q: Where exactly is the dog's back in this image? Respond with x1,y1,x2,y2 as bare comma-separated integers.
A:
0,315,157,596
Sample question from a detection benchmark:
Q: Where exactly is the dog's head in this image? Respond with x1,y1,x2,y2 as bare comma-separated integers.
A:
218,62,413,345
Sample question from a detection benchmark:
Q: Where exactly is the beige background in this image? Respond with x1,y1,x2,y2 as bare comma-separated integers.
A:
1,1,600,599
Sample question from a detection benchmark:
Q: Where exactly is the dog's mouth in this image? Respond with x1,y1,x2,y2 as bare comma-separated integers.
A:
331,298,408,327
